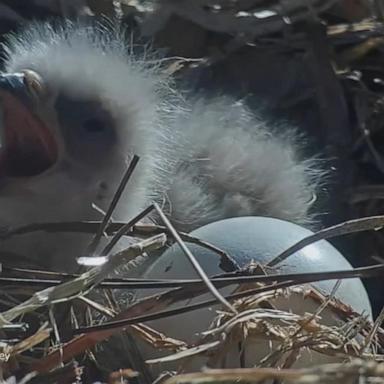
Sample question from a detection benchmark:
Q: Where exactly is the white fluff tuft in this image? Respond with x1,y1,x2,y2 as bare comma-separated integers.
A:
166,97,325,230
1,20,325,233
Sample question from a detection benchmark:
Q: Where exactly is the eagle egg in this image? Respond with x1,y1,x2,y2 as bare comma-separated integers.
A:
136,217,372,373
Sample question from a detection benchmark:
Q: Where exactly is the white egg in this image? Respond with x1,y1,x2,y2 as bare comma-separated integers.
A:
135,217,372,374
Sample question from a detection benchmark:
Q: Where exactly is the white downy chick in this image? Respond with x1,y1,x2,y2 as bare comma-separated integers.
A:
0,20,324,271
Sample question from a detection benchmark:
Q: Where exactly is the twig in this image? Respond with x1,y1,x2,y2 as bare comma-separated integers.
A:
161,359,384,384
86,154,140,255
153,203,237,314
361,305,384,353
101,204,155,255
0,221,239,272
2,264,384,290
74,263,384,334
268,215,384,266
0,234,166,326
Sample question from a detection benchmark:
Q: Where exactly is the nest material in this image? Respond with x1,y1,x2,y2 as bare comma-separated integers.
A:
1,211,384,384
0,0,384,383
140,284,374,366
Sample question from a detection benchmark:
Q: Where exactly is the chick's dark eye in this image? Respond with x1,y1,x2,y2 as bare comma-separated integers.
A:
83,117,108,133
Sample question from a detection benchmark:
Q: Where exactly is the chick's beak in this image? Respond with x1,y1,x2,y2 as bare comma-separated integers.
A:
0,73,58,178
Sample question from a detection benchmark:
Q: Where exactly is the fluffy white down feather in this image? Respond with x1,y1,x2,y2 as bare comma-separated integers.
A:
0,20,325,269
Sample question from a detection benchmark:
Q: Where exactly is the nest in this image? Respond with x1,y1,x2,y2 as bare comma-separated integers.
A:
1,179,384,383
0,0,384,383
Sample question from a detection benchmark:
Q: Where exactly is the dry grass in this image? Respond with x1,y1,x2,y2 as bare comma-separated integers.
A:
1,0,384,383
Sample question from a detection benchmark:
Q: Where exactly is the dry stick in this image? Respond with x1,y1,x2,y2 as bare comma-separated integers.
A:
78,205,157,267
0,222,239,272
153,203,237,315
101,204,155,255
0,234,166,325
26,214,384,370
74,263,384,334
267,215,384,267
162,367,304,384
361,305,384,354
290,280,342,340
5,216,384,271
32,264,384,373
3,264,384,290
86,154,140,255
161,360,382,384
132,224,240,271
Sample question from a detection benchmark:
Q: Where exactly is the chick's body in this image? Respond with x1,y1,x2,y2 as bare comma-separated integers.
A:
0,21,324,270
